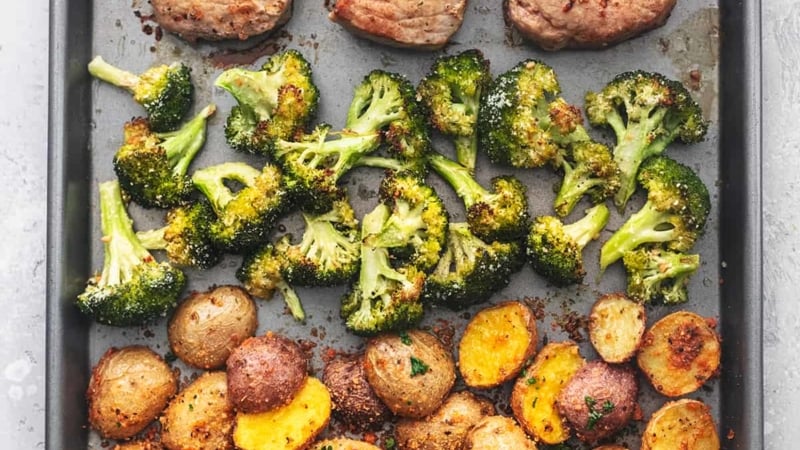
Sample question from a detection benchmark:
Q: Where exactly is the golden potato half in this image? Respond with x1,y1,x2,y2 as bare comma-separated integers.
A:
463,416,537,450
641,399,720,450
589,293,645,363
160,371,234,450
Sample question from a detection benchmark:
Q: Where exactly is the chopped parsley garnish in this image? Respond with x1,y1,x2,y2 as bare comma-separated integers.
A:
384,436,396,449
410,356,429,376
526,376,538,385
399,332,412,345
532,397,538,408
602,399,615,413
584,396,614,430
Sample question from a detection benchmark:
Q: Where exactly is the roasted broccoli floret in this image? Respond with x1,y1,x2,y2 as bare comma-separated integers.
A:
417,49,491,172
363,173,449,272
428,151,529,242
88,56,193,132
114,104,215,209
237,244,306,322
623,248,701,304
599,156,711,271
278,199,361,286
346,70,430,161
352,154,428,177
136,200,221,269
77,180,186,326
527,204,610,286
273,124,381,213
422,222,524,310
585,71,708,209
215,50,319,154
479,59,590,169
552,141,620,217
341,204,426,335
192,162,289,253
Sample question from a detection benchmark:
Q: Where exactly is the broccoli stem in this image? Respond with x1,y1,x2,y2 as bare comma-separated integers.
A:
554,161,607,217
600,201,679,271
366,201,426,249
157,104,216,177
215,69,284,119
192,162,261,215
274,132,381,177
454,134,478,173
427,152,487,208
353,155,410,172
346,85,404,134
563,204,610,249
276,281,306,322
88,56,140,91
98,180,153,286
136,227,168,250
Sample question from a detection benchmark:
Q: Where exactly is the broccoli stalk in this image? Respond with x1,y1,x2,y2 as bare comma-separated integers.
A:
417,49,491,172
428,152,529,242
553,141,620,217
599,156,710,272
527,204,610,286
623,248,700,304
422,223,524,310
585,71,708,209
341,204,426,335
192,162,289,253
113,104,216,209
135,201,221,269
88,56,193,132
215,50,319,154
237,244,306,322
77,180,186,326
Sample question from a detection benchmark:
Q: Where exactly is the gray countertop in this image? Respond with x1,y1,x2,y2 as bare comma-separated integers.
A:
1,0,795,447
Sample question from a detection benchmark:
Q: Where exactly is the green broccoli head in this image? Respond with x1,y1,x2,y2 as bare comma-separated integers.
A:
346,70,431,160
527,204,610,286
192,162,289,253
599,155,711,271
422,223,524,310
553,140,620,217
237,244,306,322
273,124,381,213
478,59,590,169
277,199,361,286
341,204,425,336
113,104,215,209
77,180,186,326
585,71,708,209
363,173,449,272
623,248,701,304
428,152,529,242
417,49,491,171
215,50,319,155
88,56,193,132
136,200,221,269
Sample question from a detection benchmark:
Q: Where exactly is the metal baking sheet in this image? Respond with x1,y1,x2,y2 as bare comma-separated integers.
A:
47,0,763,448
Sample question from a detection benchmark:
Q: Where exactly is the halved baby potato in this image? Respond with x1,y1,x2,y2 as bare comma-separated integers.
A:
637,311,720,397
458,301,538,389
463,415,538,450
588,293,645,363
641,399,720,450
311,438,381,450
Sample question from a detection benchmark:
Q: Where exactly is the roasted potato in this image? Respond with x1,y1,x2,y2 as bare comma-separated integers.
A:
169,285,258,369
462,416,537,450
593,446,629,450
556,361,638,443
589,293,645,363
364,330,456,418
312,438,382,450
160,371,234,450
641,399,719,450
394,391,495,450
458,301,538,388
637,311,721,397
113,440,163,450
511,341,585,445
233,377,332,450
87,346,177,440
322,355,391,429
226,332,309,413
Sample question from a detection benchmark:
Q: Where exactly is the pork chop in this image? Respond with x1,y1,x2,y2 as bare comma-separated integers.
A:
150,0,293,42
505,0,677,51
329,0,467,50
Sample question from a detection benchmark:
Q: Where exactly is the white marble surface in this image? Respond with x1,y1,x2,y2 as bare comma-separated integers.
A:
0,0,797,448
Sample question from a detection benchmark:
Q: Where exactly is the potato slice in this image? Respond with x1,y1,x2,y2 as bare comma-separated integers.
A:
459,301,538,388
637,311,720,397
463,416,538,450
588,293,645,363
641,399,720,450
311,438,381,450
160,371,234,450
511,341,585,445
233,377,332,450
